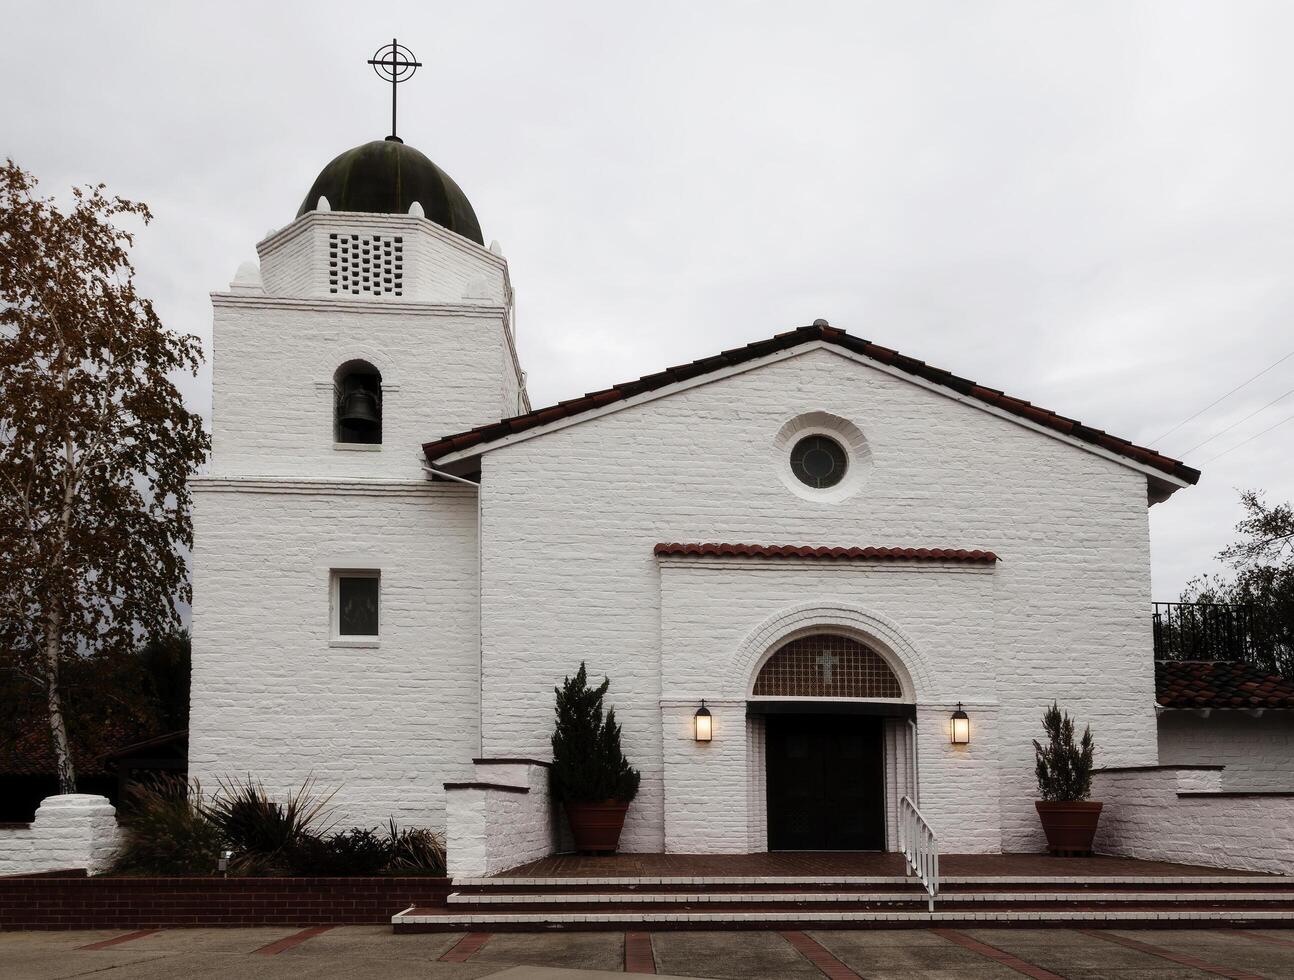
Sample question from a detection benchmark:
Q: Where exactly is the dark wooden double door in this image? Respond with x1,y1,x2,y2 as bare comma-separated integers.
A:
766,714,885,851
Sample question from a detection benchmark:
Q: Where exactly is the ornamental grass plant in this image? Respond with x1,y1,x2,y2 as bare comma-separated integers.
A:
112,776,223,875
110,775,448,876
205,775,336,875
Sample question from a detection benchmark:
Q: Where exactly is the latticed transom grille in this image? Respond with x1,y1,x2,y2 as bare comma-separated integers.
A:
329,233,404,296
753,634,902,699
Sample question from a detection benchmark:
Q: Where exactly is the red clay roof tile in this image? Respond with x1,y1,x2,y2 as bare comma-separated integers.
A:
653,543,998,563
1155,660,1294,709
422,323,1200,485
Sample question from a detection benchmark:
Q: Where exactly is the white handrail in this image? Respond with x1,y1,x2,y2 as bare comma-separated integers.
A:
899,795,938,912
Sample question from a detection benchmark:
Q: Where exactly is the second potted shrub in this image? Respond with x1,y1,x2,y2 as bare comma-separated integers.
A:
1033,701,1102,855
550,662,641,854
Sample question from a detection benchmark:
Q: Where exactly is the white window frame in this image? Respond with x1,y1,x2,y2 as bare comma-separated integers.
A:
330,568,381,647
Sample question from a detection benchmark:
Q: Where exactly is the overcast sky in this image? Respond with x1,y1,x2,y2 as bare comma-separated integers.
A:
4,1,1292,600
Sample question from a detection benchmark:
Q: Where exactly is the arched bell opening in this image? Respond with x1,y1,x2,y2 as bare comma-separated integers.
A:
334,360,383,445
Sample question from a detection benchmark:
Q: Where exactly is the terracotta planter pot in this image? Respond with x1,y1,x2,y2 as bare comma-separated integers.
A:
565,801,630,854
1035,800,1103,856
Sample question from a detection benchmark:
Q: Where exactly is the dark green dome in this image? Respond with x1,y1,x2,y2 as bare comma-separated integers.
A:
297,138,484,245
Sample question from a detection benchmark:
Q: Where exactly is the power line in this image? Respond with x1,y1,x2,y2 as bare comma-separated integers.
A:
1181,385,1294,455
1153,348,1294,444
1200,410,1294,464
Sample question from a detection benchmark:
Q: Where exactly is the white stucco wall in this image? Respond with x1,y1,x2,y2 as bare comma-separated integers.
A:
656,559,1001,852
188,480,480,830
0,795,121,877
1094,767,1294,875
208,298,522,481
444,760,556,878
258,212,510,306
474,344,1163,854
1158,711,1294,790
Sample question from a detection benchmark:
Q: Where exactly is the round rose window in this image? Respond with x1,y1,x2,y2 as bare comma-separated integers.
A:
790,435,848,489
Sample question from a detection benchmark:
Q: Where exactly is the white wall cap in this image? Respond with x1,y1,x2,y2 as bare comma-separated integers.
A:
230,260,263,292
35,794,115,810
409,201,426,218
316,195,331,212
489,240,503,256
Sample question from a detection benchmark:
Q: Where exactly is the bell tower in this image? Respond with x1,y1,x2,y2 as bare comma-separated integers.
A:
190,42,514,829
207,40,528,482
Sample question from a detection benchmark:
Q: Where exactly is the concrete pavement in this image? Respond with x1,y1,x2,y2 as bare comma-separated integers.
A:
5,925,1294,978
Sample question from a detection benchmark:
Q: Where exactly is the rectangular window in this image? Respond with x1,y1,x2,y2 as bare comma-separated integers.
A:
333,570,380,638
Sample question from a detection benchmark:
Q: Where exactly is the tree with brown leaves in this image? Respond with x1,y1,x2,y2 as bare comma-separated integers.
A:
0,161,209,794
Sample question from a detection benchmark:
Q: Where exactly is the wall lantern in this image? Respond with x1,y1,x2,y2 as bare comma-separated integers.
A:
950,702,970,745
693,700,713,742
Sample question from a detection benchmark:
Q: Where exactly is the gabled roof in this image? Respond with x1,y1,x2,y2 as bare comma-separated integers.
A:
422,322,1201,486
654,543,998,564
1155,660,1294,709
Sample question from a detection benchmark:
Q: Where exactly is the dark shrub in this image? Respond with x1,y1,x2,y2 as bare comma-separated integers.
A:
1033,702,1096,802
288,827,391,875
386,820,446,875
112,776,222,875
550,662,641,804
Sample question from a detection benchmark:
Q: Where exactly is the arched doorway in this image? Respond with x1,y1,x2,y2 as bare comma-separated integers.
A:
750,632,911,851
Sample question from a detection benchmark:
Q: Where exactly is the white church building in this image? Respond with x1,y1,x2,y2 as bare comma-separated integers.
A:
188,129,1294,879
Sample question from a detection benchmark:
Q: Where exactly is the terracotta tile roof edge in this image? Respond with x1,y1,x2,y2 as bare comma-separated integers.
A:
1154,659,1294,709
421,323,1201,485
653,543,999,563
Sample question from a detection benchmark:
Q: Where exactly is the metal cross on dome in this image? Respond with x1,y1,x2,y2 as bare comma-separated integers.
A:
368,38,422,143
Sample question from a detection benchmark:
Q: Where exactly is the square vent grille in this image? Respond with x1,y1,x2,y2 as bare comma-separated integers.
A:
328,233,403,296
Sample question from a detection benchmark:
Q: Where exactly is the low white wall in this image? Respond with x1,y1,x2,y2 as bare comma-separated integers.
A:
1158,711,1294,791
1093,766,1294,875
444,760,557,878
0,795,121,877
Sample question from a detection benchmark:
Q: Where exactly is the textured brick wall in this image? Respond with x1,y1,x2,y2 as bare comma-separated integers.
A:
189,482,480,830
1094,767,1294,874
477,345,1161,854
257,211,509,306
208,298,520,481
0,875,450,930
1158,712,1294,790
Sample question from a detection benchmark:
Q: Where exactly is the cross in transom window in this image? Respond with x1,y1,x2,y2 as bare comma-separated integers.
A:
815,651,839,685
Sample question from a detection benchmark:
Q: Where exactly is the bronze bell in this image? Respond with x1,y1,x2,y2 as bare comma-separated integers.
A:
339,389,380,430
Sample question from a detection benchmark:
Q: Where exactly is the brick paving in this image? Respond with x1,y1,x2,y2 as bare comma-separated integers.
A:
1081,928,1267,979
1226,928,1294,948
437,930,493,961
500,851,1268,878
934,929,1065,979
74,929,158,950
250,925,335,955
624,931,656,973
781,930,864,979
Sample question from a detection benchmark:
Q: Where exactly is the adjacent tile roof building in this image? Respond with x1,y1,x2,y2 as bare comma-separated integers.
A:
1155,660,1294,710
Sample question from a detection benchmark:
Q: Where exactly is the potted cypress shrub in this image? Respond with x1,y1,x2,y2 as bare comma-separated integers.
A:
1033,702,1102,855
550,662,641,854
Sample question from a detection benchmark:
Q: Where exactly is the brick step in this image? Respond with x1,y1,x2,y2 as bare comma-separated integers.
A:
453,874,1292,890
392,905,1294,933
444,889,1294,908
450,879,1294,897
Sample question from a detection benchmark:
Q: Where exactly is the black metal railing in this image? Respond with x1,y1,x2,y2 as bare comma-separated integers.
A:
1152,601,1254,662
